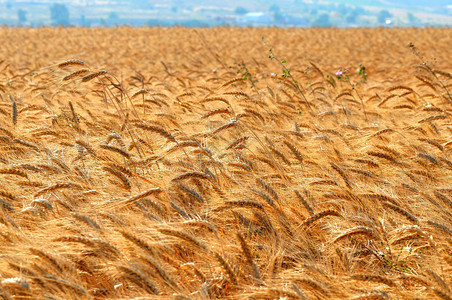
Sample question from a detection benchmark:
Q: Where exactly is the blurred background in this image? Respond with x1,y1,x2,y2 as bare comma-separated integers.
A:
0,0,451,27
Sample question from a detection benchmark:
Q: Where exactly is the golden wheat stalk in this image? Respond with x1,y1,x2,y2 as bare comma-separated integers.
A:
81,70,107,82
134,123,176,142
333,226,379,243
63,68,90,81
301,209,341,227
113,188,163,208
57,59,85,68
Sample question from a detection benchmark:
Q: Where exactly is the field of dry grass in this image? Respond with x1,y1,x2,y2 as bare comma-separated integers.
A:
0,27,451,299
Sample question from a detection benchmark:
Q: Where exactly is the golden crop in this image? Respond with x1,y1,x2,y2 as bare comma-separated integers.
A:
0,27,451,299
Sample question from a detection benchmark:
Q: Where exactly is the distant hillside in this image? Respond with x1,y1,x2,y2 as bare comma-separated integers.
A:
0,0,450,27
379,0,449,6
146,0,450,10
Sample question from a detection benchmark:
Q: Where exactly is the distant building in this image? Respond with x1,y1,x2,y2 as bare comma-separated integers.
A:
237,12,271,25
214,16,236,25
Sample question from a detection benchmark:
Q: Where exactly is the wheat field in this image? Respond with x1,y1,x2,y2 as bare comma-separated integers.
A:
0,27,451,299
